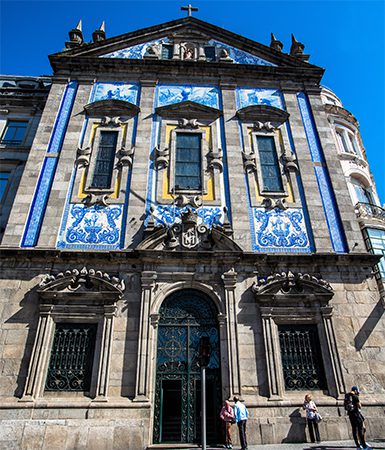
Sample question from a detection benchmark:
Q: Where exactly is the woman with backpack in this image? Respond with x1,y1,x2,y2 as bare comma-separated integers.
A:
303,394,321,443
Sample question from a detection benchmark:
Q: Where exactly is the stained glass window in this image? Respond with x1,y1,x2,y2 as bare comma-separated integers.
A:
89,131,118,189
257,135,284,193
175,133,202,191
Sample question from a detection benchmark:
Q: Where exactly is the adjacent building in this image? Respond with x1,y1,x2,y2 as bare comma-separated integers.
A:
0,16,384,449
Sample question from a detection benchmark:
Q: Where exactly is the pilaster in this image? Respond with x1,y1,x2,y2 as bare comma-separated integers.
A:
134,270,157,401
220,84,251,250
221,268,241,397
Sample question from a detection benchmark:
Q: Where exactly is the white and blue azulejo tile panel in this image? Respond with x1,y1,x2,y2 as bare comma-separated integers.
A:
296,91,347,253
157,84,219,109
93,82,139,104
251,207,311,253
209,40,276,66
236,88,284,110
57,204,123,250
101,38,170,59
21,81,78,248
149,205,223,228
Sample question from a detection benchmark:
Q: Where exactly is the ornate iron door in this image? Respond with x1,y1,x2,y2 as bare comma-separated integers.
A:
153,290,221,444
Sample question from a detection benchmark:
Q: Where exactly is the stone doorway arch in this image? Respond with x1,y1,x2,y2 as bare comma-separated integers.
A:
153,289,222,445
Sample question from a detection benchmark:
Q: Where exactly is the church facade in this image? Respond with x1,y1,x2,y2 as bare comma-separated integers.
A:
0,16,384,449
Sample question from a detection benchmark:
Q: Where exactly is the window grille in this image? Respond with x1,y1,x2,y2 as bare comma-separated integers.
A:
175,133,202,191
257,135,284,192
89,131,118,189
0,120,28,146
45,323,97,392
278,325,326,390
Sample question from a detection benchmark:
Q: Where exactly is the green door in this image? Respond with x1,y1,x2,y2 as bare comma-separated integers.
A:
153,290,222,444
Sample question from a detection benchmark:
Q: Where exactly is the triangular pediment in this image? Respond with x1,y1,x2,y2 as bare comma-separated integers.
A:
50,17,322,72
156,100,221,119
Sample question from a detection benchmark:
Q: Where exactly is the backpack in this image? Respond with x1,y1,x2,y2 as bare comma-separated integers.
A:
344,393,355,413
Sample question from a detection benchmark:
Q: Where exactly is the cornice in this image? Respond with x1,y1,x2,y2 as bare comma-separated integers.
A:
49,56,325,85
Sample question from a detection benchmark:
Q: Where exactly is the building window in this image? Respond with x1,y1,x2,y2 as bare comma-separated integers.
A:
0,120,28,146
89,131,118,189
45,323,97,392
350,178,374,205
278,324,326,391
365,228,385,279
336,127,361,156
175,132,202,191
256,135,284,193
0,172,10,203
204,46,216,61
161,44,174,60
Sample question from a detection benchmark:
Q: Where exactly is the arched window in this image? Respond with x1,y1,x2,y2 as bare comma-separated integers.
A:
350,177,374,205
335,125,362,157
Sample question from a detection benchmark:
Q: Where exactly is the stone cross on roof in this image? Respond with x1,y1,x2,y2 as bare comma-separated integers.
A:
181,4,199,17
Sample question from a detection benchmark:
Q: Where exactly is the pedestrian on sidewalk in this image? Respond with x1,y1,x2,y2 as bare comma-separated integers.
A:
344,386,369,449
233,396,249,450
220,399,235,449
303,393,321,443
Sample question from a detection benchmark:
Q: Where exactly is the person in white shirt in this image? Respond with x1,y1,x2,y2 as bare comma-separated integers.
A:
303,394,321,443
233,396,249,450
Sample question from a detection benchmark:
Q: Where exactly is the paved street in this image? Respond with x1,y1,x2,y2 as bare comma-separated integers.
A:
181,440,385,450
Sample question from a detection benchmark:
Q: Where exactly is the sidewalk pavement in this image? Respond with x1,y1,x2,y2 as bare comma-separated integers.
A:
202,440,385,450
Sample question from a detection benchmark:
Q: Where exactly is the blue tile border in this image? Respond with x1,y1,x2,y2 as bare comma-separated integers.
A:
297,92,348,253
21,81,78,247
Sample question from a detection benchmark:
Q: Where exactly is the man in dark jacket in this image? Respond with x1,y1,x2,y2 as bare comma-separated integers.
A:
346,386,368,449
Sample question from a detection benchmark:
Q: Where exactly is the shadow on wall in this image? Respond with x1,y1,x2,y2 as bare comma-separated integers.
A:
354,298,385,351
282,408,306,443
5,285,40,398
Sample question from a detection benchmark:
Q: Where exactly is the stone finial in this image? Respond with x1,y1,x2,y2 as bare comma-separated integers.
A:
290,34,310,61
65,20,84,49
270,33,283,52
92,21,106,43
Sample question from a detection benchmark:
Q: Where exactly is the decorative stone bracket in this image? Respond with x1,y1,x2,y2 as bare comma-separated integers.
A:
252,121,276,132
154,146,170,169
178,118,199,129
262,197,287,210
208,148,223,172
116,146,135,168
242,151,257,173
76,146,92,167
83,193,110,207
101,116,129,127
281,151,299,173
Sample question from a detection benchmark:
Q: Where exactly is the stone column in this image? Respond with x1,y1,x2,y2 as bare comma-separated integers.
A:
260,308,284,400
321,307,346,399
134,270,157,401
21,307,55,400
94,303,116,400
222,268,241,397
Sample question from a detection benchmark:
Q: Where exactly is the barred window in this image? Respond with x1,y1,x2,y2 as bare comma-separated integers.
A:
89,131,118,189
256,135,284,193
278,324,326,391
45,323,97,392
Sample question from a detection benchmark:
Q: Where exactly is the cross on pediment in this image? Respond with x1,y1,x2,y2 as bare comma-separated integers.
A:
181,4,198,17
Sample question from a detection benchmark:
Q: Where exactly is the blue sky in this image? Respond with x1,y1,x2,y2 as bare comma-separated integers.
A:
1,0,384,202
